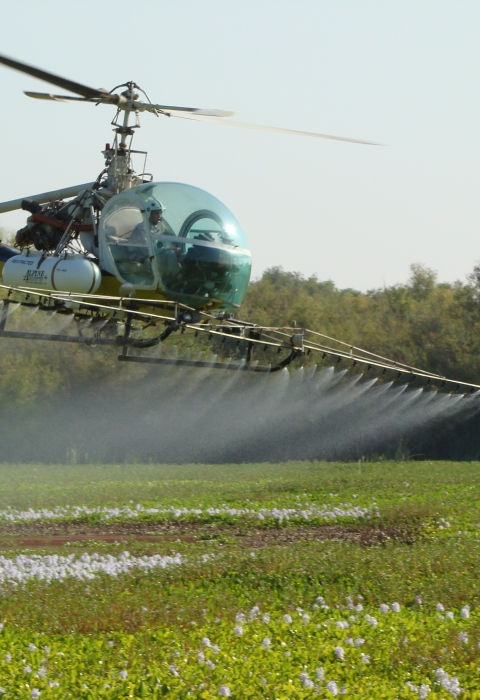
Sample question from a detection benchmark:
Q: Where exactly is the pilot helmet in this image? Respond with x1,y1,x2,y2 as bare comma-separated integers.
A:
145,197,165,213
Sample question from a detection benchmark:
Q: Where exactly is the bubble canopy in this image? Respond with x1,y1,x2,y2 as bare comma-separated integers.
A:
99,182,252,309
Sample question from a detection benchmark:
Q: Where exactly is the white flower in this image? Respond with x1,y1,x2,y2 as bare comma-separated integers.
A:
460,605,470,619
49,682,59,688
212,645,220,654
24,665,32,674
43,646,50,654
284,651,291,657
107,640,114,648
304,679,314,688
447,677,462,697
316,596,326,605
436,603,444,612
326,680,339,695
31,691,40,700
262,637,271,650
316,667,325,681
435,669,462,697
234,625,243,636
283,614,293,624
334,646,345,660
354,638,365,647
457,631,468,644
379,603,389,613
365,614,378,627
0,502,374,525
169,664,179,677
419,685,430,699
392,602,401,613
360,653,370,663
299,672,309,685
355,603,363,612
202,637,211,647
0,690,5,695
302,613,310,624
235,613,246,624
28,644,37,652
218,685,231,697
345,637,353,645
445,611,454,620
197,652,205,664
4,654,11,662
262,614,270,623
206,660,215,670
415,596,422,605
119,670,128,680
0,624,3,633
36,667,47,678
249,605,260,620
336,620,349,629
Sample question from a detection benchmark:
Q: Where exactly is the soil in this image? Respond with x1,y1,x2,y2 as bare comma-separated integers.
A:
0,521,416,549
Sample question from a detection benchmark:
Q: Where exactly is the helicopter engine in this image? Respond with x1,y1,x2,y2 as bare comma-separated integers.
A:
15,198,85,251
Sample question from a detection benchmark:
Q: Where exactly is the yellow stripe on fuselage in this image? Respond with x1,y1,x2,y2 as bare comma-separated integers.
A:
0,263,224,315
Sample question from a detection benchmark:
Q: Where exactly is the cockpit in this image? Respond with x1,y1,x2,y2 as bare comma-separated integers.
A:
99,182,252,309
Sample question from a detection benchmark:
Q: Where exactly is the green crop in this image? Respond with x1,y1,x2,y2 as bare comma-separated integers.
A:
0,460,479,697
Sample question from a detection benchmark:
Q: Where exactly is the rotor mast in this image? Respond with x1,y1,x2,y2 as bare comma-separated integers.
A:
104,83,135,194
105,82,144,194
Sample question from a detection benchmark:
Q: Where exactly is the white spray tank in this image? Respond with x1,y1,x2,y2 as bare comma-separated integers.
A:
2,252,101,294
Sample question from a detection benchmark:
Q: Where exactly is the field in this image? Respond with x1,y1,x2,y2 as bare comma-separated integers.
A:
0,461,478,698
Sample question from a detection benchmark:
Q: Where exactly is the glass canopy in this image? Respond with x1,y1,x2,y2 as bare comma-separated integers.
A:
99,182,251,309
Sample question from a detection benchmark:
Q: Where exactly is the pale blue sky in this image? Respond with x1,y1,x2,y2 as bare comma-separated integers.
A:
0,0,479,290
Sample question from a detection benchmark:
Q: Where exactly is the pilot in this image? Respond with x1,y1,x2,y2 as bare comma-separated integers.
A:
128,197,182,285
129,197,169,243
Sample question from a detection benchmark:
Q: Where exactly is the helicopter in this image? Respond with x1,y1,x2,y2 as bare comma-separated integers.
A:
0,54,478,394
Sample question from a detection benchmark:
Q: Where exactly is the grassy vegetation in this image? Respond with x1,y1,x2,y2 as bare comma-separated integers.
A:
0,461,479,697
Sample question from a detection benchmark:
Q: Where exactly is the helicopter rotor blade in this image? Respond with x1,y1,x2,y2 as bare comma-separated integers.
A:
24,92,234,117
0,54,106,99
24,92,99,103
167,112,380,145
138,103,234,117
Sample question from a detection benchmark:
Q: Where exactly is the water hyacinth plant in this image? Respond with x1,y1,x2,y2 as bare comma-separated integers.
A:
0,460,478,696
0,596,478,696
